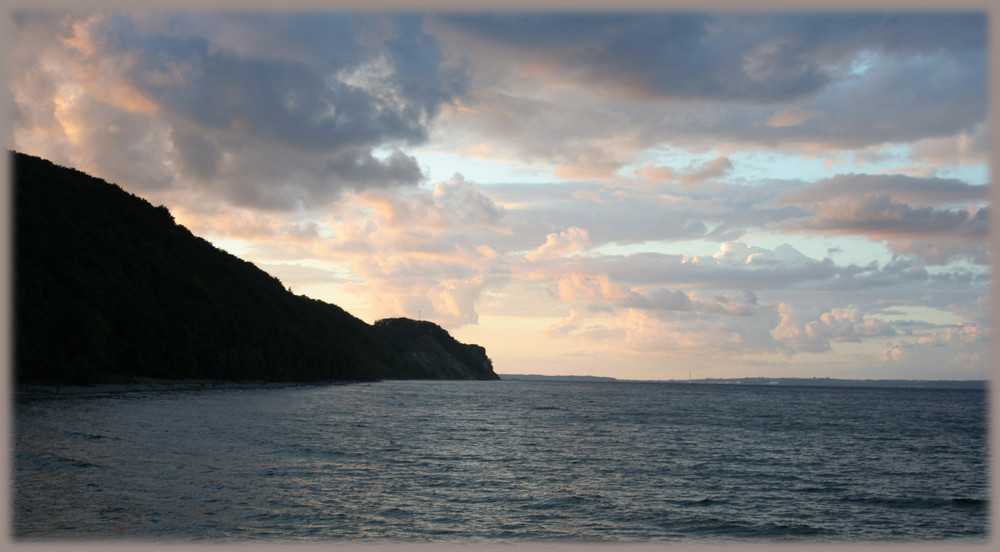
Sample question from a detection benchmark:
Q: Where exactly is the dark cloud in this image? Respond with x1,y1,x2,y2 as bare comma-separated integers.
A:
439,13,822,103
640,44,985,150
123,12,368,70
385,15,468,122
795,51,987,147
170,129,220,180
118,32,429,151
774,173,989,264
827,12,985,55
186,144,425,211
792,195,986,236
780,173,989,206
324,148,425,190
886,237,989,266
438,12,985,105
428,12,986,161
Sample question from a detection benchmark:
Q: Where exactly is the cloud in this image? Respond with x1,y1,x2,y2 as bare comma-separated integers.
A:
424,12,986,173
310,174,513,327
781,173,989,206
440,13,983,104
525,227,590,262
777,174,989,264
908,122,990,166
551,148,624,181
170,202,322,243
786,51,986,149
621,288,695,312
882,236,989,266
544,299,783,356
679,156,733,186
878,322,990,378
766,107,819,128
507,232,987,363
794,195,985,237
481,173,806,253
432,173,505,227
115,13,461,149
774,305,895,354
10,11,468,210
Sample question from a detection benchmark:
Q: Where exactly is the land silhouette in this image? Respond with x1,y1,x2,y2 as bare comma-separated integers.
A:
12,151,498,386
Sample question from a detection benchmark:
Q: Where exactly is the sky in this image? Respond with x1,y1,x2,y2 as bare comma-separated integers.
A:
5,6,993,380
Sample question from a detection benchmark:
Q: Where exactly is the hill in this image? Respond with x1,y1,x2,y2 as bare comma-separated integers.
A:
11,151,499,385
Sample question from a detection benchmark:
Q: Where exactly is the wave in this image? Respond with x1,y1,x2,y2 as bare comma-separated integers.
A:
664,517,834,540
67,432,119,441
32,453,102,470
841,495,988,510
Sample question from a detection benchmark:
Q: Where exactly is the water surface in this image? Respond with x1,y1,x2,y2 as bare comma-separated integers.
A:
13,380,989,542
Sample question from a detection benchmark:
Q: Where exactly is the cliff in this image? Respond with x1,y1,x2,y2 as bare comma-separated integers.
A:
374,318,498,380
11,151,499,385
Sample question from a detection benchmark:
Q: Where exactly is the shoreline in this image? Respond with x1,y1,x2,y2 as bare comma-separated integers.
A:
14,377,364,399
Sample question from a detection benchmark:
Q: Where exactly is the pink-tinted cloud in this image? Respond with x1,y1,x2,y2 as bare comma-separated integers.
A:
774,305,895,354
307,176,515,327
879,322,990,378
525,227,590,262
680,156,733,186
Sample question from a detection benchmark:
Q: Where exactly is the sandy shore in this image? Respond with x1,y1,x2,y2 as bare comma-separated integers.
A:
14,378,358,398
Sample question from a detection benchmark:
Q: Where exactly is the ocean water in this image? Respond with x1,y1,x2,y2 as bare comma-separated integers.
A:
13,379,989,542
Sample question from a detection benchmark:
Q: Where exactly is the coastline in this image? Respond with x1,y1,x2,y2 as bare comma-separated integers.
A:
13,377,362,399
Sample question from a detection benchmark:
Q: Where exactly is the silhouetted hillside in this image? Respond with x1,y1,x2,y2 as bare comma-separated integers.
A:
12,151,498,385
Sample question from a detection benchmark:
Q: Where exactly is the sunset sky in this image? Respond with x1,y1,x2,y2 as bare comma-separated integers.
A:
7,7,992,380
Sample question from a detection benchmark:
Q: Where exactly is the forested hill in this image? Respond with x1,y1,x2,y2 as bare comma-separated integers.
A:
12,151,499,385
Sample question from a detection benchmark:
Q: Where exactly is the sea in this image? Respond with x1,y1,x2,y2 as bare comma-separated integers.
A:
12,379,990,543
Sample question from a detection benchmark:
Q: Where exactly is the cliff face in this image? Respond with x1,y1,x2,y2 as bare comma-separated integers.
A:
374,318,498,380
12,151,499,385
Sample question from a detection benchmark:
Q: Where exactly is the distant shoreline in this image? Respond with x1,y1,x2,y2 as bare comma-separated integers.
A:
499,374,988,389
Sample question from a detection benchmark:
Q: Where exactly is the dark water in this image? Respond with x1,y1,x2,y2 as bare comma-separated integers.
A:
13,380,989,542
